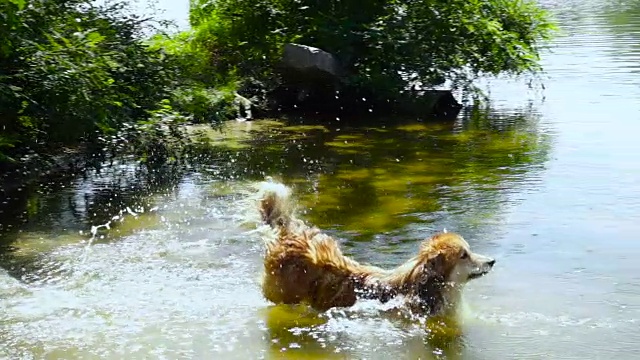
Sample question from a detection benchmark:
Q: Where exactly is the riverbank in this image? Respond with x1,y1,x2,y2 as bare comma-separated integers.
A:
1,0,554,173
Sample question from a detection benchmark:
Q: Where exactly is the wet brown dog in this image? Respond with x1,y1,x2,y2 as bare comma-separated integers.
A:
257,181,495,315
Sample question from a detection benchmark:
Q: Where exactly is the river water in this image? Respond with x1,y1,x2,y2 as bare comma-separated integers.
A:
1,0,639,359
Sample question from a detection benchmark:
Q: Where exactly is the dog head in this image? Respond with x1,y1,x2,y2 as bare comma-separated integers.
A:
411,232,495,313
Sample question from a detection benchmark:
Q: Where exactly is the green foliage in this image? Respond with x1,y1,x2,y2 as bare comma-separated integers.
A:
0,0,183,162
146,32,241,123
121,101,191,166
146,31,215,84
171,85,239,123
189,0,556,100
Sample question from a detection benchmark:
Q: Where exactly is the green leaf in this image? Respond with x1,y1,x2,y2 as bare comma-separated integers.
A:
86,31,105,45
9,0,26,10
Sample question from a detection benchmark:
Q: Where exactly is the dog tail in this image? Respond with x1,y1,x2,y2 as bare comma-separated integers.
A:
257,180,295,228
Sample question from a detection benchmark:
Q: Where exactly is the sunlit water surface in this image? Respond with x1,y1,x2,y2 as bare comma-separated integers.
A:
2,0,640,359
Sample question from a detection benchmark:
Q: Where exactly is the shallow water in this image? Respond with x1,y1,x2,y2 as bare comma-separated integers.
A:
2,0,640,359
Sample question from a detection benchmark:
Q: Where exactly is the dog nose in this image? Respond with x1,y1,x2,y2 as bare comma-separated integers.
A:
487,259,496,267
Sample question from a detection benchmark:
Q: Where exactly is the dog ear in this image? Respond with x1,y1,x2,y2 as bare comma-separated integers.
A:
424,252,446,278
416,252,447,314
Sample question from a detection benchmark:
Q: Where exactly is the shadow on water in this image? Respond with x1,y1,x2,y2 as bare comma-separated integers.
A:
0,162,188,283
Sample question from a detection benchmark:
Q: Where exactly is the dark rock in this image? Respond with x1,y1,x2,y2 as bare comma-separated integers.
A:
271,43,462,120
394,90,463,120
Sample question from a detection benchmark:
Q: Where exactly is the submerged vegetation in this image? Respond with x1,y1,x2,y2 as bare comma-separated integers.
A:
0,0,555,167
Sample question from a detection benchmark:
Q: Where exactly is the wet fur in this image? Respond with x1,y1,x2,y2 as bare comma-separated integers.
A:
257,181,495,315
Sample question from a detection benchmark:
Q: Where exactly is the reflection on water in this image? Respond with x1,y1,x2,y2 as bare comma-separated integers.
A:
194,103,550,239
2,0,640,358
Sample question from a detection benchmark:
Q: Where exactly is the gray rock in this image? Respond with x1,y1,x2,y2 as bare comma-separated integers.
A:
280,43,342,81
277,43,343,107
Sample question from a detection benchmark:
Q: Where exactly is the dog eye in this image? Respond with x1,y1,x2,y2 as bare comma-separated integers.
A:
460,251,469,259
